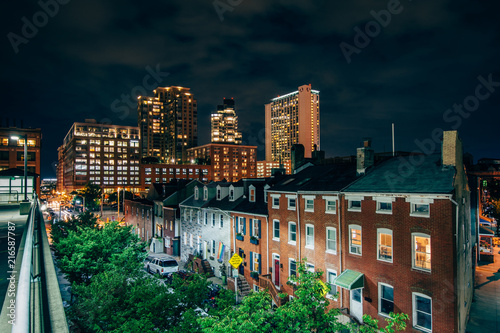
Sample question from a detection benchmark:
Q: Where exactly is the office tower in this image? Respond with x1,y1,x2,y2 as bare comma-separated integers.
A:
138,86,197,163
265,84,320,163
138,96,166,162
211,98,242,144
59,119,140,192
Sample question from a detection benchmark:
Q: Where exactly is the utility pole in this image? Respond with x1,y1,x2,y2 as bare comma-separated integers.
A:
100,191,103,219
117,188,120,220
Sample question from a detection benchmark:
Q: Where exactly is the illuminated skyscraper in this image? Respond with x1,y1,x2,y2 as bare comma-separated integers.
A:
265,84,320,163
138,86,198,163
211,98,242,144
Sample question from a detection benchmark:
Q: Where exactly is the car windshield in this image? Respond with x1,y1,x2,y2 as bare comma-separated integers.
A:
160,260,178,267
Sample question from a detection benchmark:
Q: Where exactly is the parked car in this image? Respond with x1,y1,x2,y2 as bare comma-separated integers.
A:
146,257,179,276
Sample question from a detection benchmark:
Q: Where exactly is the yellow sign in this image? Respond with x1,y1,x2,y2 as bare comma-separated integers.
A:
319,280,329,297
229,253,243,269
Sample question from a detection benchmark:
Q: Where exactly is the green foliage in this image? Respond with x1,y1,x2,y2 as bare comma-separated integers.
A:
53,220,144,285
358,312,409,333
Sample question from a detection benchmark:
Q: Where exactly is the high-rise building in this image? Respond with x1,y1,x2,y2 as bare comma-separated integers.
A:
137,96,166,162
211,98,242,144
138,86,197,163
265,84,320,163
58,119,141,192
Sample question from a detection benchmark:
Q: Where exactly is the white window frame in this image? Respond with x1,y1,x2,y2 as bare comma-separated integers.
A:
305,224,314,249
194,188,199,200
189,233,193,247
216,186,221,200
407,198,433,218
203,187,208,200
375,196,395,215
229,187,234,201
349,225,362,255
289,258,297,277
326,269,338,300
219,215,224,228
252,219,260,239
288,222,297,245
303,195,315,212
238,217,245,235
183,232,187,245
306,263,315,273
273,219,280,241
326,227,337,254
249,186,256,202
323,195,337,214
253,284,260,292
287,195,297,210
271,194,280,209
252,252,260,272
412,233,431,272
377,228,393,263
211,213,216,227
348,200,361,212
412,292,432,333
378,283,394,318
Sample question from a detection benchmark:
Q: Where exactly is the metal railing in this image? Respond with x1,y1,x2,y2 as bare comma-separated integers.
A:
0,196,69,333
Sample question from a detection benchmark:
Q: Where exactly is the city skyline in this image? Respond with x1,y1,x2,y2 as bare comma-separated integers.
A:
1,0,500,178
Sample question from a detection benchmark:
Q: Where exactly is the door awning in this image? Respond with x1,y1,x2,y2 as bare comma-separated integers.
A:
334,269,364,290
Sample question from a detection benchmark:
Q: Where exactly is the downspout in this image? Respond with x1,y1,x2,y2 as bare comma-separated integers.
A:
266,215,269,274
297,194,301,261
338,193,343,308
450,197,459,331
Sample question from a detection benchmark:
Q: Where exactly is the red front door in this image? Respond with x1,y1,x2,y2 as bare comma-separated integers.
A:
274,259,280,285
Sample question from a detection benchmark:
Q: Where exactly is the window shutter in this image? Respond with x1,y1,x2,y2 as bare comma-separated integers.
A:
250,251,253,271
258,254,262,274
249,219,253,237
235,217,238,233
258,220,261,238
243,218,246,235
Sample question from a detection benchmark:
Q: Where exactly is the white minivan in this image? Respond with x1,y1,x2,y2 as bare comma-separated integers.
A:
146,257,179,276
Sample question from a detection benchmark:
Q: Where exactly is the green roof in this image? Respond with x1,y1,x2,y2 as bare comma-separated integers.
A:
334,269,364,290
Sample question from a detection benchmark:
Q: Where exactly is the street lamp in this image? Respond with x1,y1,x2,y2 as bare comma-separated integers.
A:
10,134,28,201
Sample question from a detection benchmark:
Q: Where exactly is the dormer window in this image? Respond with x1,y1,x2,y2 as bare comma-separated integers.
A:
203,187,208,201
249,186,256,202
229,186,234,201
264,185,270,203
217,186,221,200
194,187,199,200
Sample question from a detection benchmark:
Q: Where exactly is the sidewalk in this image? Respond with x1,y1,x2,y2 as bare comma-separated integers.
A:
466,246,500,333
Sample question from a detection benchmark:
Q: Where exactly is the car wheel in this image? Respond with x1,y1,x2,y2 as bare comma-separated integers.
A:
147,265,151,273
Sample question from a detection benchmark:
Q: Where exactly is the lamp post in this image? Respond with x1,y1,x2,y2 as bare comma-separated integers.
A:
11,134,28,201
117,187,120,220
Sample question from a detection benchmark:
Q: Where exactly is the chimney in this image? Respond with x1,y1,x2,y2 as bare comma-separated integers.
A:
356,138,374,176
291,144,305,172
442,130,463,167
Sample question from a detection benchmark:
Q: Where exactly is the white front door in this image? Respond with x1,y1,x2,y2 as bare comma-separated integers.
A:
203,241,208,259
350,288,363,322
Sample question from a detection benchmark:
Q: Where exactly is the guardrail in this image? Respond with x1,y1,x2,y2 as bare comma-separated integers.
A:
0,196,69,333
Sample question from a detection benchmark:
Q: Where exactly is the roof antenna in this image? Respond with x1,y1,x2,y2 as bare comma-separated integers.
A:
392,123,395,157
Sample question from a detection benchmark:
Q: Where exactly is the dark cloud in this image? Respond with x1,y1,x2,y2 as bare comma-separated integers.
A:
1,0,499,177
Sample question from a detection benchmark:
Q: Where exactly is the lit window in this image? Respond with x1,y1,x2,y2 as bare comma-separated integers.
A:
305,224,314,249
326,227,337,254
413,233,431,271
251,252,260,272
413,293,432,332
379,283,394,317
288,222,296,245
252,219,260,239
349,225,362,255
377,229,393,262
249,187,255,202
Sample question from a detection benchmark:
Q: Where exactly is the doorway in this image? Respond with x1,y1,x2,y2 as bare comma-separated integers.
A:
350,288,363,322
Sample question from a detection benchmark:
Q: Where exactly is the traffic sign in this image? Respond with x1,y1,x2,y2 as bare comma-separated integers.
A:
229,253,243,269
319,280,329,297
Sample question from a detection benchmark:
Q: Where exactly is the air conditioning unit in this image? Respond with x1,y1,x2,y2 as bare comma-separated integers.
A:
351,246,359,254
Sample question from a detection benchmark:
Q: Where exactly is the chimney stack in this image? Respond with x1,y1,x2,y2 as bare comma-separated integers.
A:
357,138,374,176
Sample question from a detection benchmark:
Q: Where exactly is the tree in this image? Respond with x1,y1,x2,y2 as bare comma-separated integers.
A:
80,182,102,210
53,221,144,285
199,260,409,333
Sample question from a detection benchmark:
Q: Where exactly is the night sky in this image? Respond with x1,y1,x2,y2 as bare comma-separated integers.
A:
2,0,500,178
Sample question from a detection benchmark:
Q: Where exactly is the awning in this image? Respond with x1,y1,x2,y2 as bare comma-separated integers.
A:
334,269,364,290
